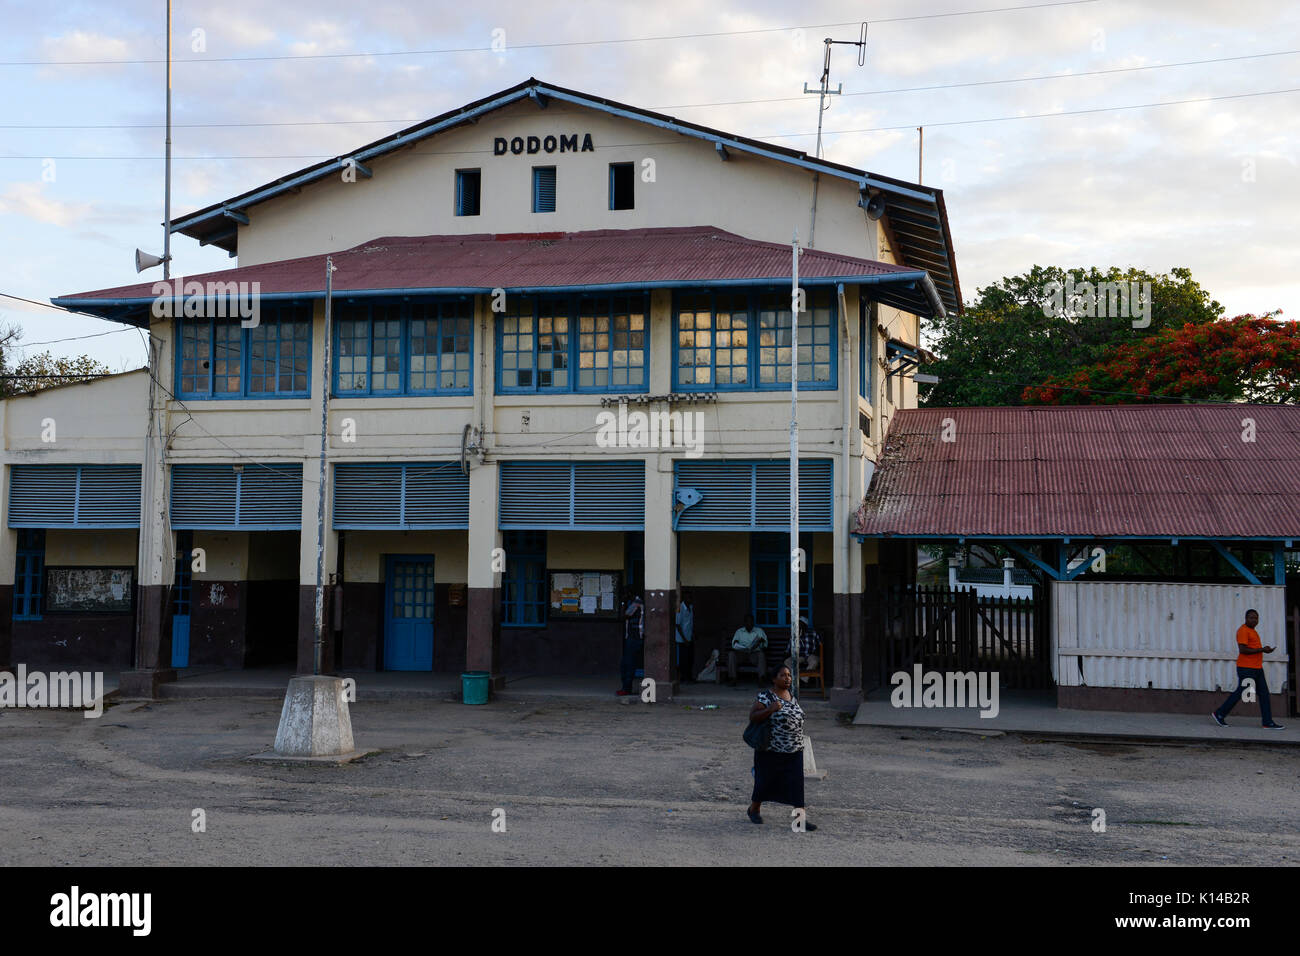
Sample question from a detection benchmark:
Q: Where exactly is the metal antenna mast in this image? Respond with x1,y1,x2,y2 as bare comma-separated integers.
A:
802,22,867,247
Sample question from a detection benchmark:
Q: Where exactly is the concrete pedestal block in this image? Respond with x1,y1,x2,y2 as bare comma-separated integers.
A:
273,675,355,757
118,668,177,699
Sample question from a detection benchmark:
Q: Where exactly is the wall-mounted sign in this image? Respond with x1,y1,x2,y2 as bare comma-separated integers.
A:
494,134,595,156
44,567,134,614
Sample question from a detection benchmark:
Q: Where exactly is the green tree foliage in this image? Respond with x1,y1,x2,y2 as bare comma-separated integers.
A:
919,266,1223,406
0,322,111,397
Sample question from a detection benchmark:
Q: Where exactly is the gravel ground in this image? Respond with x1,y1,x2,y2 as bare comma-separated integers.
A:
1,693,1297,866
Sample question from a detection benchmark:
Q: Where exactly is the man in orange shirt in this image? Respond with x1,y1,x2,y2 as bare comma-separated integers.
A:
1212,609,1284,729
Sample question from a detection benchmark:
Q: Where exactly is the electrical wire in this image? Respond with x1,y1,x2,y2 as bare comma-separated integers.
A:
0,1,1100,67
11,47,1295,130
11,85,1297,161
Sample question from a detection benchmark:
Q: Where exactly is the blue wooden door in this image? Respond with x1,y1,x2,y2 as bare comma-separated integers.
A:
171,532,193,668
384,555,435,671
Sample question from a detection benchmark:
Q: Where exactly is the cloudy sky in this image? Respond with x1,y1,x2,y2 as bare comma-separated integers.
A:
2,0,1297,369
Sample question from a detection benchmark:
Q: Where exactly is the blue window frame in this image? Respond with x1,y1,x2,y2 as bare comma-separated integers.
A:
497,295,649,394
752,532,813,629
14,528,44,620
608,162,634,210
455,168,481,216
502,531,547,627
172,530,193,616
177,303,311,399
532,166,556,213
673,289,837,392
334,299,473,396
577,296,646,390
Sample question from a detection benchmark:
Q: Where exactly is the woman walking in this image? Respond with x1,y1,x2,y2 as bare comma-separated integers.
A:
746,665,816,830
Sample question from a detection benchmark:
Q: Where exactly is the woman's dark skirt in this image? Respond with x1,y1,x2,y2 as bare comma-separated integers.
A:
751,748,804,807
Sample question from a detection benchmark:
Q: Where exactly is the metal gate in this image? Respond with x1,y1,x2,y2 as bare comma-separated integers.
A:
863,585,1053,692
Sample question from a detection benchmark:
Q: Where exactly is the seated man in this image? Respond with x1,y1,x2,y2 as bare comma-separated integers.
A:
783,617,821,685
728,613,768,685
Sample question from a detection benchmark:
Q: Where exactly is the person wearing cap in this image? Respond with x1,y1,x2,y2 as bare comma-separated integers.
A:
783,617,821,686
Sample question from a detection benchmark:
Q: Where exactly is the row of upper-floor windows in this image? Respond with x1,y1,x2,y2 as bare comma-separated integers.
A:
173,289,840,399
454,162,635,216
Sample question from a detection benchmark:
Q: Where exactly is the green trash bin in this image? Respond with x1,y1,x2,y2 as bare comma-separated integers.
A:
461,671,489,705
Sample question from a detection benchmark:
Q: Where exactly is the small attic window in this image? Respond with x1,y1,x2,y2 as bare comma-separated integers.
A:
455,169,481,217
609,162,634,210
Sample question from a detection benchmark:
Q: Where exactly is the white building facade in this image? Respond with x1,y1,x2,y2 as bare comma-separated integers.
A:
13,80,959,698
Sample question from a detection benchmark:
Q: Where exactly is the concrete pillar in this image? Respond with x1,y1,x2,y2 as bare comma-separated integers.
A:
832,288,867,703
298,462,338,674
297,300,338,675
643,454,677,693
466,459,502,687
0,464,15,670
121,318,177,697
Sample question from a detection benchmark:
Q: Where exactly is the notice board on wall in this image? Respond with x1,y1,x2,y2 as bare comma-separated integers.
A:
549,570,621,619
44,566,134,613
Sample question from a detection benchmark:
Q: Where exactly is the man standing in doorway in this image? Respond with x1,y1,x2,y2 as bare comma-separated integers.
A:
617,590,645,697
1212,608,1285,729
676,590,695,683
728,613,768,686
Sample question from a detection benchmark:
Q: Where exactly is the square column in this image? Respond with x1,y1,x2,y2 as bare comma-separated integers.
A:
122,324,177,697
466,460,503,688
643,454,677,694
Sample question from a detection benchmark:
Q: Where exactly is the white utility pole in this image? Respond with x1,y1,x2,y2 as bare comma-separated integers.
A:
313,257,336,675
790,233,801,696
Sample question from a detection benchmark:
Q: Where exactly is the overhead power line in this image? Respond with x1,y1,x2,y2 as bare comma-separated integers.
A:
5,85,1297,161
1,1,1098,66
8,47,1296,130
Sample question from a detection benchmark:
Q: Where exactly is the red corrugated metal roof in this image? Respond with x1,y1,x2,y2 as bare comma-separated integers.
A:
55,226,920,304
854,405,1300,539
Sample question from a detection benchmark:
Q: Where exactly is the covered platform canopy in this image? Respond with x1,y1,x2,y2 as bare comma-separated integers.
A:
853,404,1300,586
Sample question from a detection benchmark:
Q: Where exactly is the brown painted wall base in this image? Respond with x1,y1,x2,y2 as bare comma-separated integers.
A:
0,584,12,670
1059,685,1289,718
13,615,134,669
119,668,177,698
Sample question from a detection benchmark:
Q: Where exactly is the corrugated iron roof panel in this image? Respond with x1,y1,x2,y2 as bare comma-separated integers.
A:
855,405,1300,539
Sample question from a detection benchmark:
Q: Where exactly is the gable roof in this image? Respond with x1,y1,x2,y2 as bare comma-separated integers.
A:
168,78,961,314
853,405,1300,541
53,226,945,325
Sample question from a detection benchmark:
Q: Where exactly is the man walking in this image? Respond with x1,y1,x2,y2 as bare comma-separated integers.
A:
675,590,695,683
1212,608,1285,729
617,590,645,697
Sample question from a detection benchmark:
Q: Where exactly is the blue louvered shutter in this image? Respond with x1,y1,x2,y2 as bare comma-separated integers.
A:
532,167,556,212
403,462,469,528
75,465,142,526
333,463,403,528
238,464,302,528
675,459,833,531
796,459,834,529
334,462,468,529
8,464,141,528
674,460,755,530
573,461,644,529
172,463,301,529
501,461,644,530
9,465,77,527
500,462,571,528
171,465,238,529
